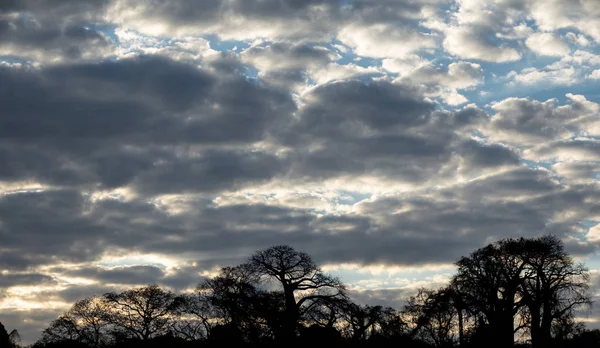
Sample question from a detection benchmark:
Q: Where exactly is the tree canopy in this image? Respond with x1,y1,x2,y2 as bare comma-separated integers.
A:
22,238,595,348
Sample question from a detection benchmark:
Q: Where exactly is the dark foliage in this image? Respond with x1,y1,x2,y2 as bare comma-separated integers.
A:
22,238,595,348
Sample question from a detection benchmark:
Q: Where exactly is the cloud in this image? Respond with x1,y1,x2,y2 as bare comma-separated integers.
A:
338,23,437,59
507,66,578,86
525,32,571,56
443,26,521,63
240,42,382,88
0,19,115,63
2,0,600,344
485,94,600,147
0,273,56,288
527,0,600,42
106,0,342,40
0,56,295,192
587,69,600,80
394,61,484,105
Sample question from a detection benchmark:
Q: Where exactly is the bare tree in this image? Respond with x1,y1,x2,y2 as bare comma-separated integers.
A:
198,266,258,330
454,240,528,346
8,330,21,348
301,297,345,330
340,302,385,341
37,296,111,347
103,285,180,340
171,293,214,341
519,235,591,348
452,236,592,347
198,265,281,343
403,288,458,347
373,307,407,340
245,245,346,341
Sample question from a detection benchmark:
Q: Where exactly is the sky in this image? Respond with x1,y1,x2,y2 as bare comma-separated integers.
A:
1,0,600,344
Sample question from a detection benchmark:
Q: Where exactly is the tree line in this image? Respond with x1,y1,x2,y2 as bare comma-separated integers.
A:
6,236,599,348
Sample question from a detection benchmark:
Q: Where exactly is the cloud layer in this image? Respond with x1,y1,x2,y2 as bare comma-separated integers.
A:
1,0,600,343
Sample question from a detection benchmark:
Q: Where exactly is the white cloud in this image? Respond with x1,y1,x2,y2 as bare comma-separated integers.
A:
507,66,577,86
565,32,592,47
588,225,600,244
587,69,600,80
547,50,600,69
496,23,534,40
338,23,437,59
525,32,571,56
382,55,429,75
528,0,600,42
393,61,484,105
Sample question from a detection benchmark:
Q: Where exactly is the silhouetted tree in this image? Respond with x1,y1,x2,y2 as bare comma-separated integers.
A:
8,329,21,348
0,321,13,348
518,236,591,348
38,296,111,347
301,296,345,330
373,306,408,340
404,288,458,347
299,324,343,346
171,293,214,341
568,328,600,348
31,240,593,348
197,266,266,342
245,245,346,342
453,236,592,348
454,239,529,346
340,302,385,340
103,285,180,340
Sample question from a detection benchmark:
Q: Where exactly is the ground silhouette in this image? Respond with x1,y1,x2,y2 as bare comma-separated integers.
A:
4,236,599,348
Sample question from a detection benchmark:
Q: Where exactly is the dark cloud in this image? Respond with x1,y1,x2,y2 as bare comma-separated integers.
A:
0,19,114,62
278,80,458,182
0,0,112,62
294,80,435,132
0,273,56,288
0,189,111,269
0,56,295,192
53,284,119,304
486,97,589,146
458,140,521,168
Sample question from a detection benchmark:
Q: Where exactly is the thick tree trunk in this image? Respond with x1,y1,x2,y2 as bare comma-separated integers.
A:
282,286,298,342
538,298,553,348
501,316,515,347
529,302,544,348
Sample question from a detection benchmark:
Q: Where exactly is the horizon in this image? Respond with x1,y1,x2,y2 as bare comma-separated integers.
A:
1,0,600,345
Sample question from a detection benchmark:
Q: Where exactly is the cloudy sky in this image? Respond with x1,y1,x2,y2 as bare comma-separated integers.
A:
1,0,600,343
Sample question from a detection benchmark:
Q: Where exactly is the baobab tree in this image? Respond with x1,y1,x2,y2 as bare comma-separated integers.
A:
245,245,346,341
519,235,591,348
453,236,591,347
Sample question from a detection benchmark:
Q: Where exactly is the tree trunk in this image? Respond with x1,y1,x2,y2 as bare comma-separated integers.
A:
538,296,553,348
282,286,298,342
501,315,515,347
457,308,464,346
530,308,541,348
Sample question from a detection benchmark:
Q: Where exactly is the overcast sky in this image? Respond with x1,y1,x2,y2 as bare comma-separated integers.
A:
1,0,600,343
